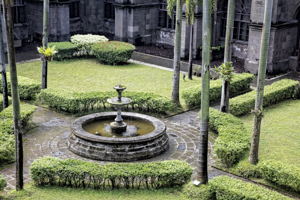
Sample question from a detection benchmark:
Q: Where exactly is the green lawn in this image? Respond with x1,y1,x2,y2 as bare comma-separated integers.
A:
16,59,201,105
239,99,300,167
2,184,187,200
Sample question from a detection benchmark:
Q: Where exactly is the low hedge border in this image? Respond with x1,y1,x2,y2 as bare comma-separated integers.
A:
0,74,41,100
229,79,300,116
182,73,254,109
183,176,291,200
30,157,193,189
206,108,250,167
40,88,177,115
0,174,7,191
49,42,78,61
0,95,12,112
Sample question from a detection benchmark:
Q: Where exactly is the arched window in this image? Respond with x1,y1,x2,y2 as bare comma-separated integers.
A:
221,0,251,41
158,0,176,29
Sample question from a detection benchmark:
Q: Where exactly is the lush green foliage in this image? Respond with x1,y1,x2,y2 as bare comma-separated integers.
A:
40,88,178,114
92,41,135,65
0,94,12,112
0,73,40,100
37,45,57,57
182,73,254,108
182,182,214,200
0,131,15,166
207,108,250,167
229,79,299,116
30,157,192,189
48,42,78,60
232,159,262,179
71,34,108,52
259,160,300,192
215,62,233,81
0,174,7,191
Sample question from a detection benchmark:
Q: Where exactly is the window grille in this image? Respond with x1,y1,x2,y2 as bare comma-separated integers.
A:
12,0,25,24
158,0,176,29
104,0,115,20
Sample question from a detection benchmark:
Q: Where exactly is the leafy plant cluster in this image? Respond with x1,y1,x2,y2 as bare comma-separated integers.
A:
0,104,37,166
48,42,78,61
182,73,254,108
207,108,250,167
0,174,7,191
92,41,135,65
215,62,233,82
37,45,58,57
229,79,300,116
40,88,177,115
183,176,291,200
30,157,192,189
0,95,12,112
0,73,41,100
71,34,108,52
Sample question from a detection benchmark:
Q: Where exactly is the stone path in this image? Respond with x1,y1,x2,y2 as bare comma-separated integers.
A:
0,106,231,191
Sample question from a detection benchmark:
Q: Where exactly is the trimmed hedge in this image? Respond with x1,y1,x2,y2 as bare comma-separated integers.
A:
30,157,193,189
229,79,300,116
40,88,177,114
0,74,41,100
183,176,291,200
182,73,254,108
49,42,78,61
71,34,108,52
0,95,12,112
0,174,7,191
259,160,300,192
92,41,135,65
207,108,250,167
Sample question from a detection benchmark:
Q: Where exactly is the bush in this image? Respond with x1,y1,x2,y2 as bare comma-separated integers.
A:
40,88,177,114
0,74,40,100
207,108,250,167
229,79,300,116
209,176,291,200
71,34,108,52
182,182,214,200
182,73,254,108
233,160,262,179
259,160,300,192
92,41,135,65
0,132,15,165
0,94,12,112
48,42,78,60
30,157,193,189
0,174,7,191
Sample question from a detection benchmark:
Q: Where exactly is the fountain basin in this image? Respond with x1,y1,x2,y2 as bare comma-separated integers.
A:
68,112,169,161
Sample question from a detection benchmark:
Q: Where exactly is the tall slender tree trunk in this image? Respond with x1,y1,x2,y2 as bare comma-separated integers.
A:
212,0,217,47
197,0,211,184
188,24,193,80
2,0,23,190
220,0,235,113
0,10,9,109
249,0,274,165
41,0,49,89
171,0,183,105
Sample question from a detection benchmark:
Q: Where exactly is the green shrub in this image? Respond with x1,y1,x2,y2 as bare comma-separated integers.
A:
0,94,12,112
0,174,7,191
30,157,193,189
229,79,300,116
207,109,250,167
182,73,254,108
71,34,108,52
210,176,291,200
233,160,262,179
182,182,215,200
259,160,300,192
0,74,40,100
48,42,78,60
0,132,15,165
40,88,177,114
92,41,135,65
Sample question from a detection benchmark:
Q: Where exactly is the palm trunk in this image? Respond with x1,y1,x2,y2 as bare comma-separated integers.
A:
41,0,49,89
197,0,211,184
171,0,183,105
249,0,274,165
212,0,217,47
0,10,9,109
188,24,193,80
3,0,23,190
220,0,235,113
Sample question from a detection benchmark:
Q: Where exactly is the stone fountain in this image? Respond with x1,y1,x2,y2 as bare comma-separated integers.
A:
68,85,169,161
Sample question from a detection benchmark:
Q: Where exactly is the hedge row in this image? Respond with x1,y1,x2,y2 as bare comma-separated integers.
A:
0,74,41,100
0,95,12,112
48,42,78,61
30,157,192,189
183,176,291,200
229,79,300,116
40,88,177,114
182,73,254,108
0,174,7,191
0,103,37,165
207,108,250,167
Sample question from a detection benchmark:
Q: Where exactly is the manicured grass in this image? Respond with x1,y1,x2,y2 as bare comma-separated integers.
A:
239,99,300,167
15,59,201,104
2,184,187,200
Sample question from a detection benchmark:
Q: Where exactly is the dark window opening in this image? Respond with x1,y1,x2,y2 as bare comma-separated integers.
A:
158,0,176,29
104,0,115,20
12,0,26,24
70,0,80,18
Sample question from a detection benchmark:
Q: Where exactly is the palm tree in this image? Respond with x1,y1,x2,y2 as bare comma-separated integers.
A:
196,0,211,184
0,9,9,109
249,0,274,165
2,0,23,190
41,0,49,89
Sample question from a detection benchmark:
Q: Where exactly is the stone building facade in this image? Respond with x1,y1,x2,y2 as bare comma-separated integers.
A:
8,0,300,73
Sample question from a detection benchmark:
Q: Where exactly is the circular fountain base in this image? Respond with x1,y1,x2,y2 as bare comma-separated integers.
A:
68,112,169,162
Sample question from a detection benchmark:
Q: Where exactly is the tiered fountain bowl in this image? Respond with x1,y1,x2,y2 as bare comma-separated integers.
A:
68,85,169,162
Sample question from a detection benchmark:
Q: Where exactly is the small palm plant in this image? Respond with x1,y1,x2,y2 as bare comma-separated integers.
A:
37,45,57,61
